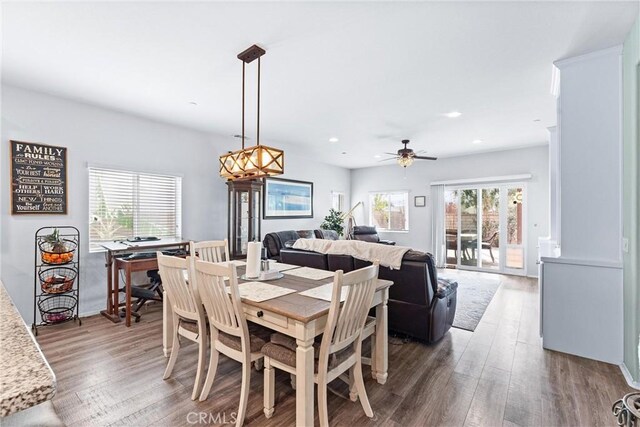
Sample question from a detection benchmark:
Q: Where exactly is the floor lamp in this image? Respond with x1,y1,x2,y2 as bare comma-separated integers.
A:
341,201,362,239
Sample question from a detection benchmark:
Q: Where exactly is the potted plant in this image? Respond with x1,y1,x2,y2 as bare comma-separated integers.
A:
320,209,345,237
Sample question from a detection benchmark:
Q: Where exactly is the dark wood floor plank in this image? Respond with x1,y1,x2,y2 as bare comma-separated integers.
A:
463,366,511,427
33,272,633,427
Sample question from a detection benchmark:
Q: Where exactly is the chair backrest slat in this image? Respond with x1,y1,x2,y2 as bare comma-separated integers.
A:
157,253,202,321
321,262,379,358
190,240,230,263
191,259,249,340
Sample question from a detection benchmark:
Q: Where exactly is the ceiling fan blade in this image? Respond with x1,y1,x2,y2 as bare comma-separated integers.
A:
414,150,426,154
413,155,438,160
383,152,398,156
378,157,397,162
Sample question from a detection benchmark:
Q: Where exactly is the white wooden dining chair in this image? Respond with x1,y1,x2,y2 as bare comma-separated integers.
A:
190,258,269,427
157,253,207,401
261,262,380,427
189,239,230,263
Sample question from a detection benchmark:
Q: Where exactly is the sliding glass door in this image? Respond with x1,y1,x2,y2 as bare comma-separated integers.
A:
444,183,526,275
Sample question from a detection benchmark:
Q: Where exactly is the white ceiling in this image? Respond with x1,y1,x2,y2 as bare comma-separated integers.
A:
2,1,638,168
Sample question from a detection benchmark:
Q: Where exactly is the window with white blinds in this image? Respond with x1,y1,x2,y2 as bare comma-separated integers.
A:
88,167,182,252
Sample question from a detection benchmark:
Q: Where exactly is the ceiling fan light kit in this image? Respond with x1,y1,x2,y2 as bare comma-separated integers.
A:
382,139,438,169
219,44,284,181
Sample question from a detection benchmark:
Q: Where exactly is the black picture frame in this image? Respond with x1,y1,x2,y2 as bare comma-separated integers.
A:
10,140,68,215
414,195,426,208
263,177,314,219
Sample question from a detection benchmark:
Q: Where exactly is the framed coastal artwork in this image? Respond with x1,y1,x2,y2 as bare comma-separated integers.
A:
263,177,313,219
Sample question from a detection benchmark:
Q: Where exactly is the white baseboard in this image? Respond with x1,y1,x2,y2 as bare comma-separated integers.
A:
620,363,640,390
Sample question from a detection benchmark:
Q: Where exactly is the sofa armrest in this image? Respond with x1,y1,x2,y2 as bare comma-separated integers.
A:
379,239,396,245
436,278,458,298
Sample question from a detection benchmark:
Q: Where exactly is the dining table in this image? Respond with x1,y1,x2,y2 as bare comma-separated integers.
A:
162,262,393,427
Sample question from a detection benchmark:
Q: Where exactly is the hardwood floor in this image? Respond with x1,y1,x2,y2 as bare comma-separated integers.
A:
36,273,634,426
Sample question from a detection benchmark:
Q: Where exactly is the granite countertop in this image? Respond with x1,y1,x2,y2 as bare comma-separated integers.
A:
0,281,56,417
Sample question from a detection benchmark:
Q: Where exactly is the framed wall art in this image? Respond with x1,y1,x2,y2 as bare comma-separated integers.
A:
10,140,67,215
263,177,313,219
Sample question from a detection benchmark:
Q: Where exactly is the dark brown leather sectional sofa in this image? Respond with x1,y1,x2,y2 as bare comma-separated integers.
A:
263,230,458,343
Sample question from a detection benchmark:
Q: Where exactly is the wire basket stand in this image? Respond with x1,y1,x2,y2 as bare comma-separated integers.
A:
32,226,82,335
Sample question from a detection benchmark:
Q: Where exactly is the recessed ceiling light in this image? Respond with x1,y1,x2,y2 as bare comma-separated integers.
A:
189,101,198,106
472,139,483,144
533,118,541,122
374,154,381,158
329,137,339,143
444,111,462,118
341,152,347,155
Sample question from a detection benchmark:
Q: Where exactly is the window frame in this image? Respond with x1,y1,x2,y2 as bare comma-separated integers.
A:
88,166,183,253
331,191,345,212
368,190,410,232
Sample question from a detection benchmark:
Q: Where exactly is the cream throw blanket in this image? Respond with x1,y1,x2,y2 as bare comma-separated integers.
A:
292,239,410,270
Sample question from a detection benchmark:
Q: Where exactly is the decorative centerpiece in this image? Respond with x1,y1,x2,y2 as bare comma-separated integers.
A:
38,228,77,264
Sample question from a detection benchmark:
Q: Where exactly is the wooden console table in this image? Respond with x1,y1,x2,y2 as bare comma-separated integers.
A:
99,239,189,325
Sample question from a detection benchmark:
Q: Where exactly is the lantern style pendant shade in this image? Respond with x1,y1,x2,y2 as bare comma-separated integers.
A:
219,144,284,180
220,44,285,181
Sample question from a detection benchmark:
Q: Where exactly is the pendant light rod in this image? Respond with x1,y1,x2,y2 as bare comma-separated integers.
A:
237,44,265,148
257,56,261,146
242,61,245,149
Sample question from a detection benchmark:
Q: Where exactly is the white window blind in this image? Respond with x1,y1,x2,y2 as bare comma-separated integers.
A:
88,167,182,252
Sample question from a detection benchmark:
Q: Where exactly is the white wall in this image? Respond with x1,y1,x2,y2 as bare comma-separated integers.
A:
261,144,351,235
351,145,549,277
1,85,227,319
622,15,640,384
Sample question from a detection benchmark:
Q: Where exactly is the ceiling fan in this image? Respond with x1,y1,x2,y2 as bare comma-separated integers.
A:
380,139,438,168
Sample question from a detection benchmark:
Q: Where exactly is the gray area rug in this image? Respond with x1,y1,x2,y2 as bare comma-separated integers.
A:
441,271,500,332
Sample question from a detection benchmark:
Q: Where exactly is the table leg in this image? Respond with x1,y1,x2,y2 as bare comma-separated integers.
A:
112,259,119,316
163,291,173,357
100,253,121,323
106,253,113,314
125,265,132,327
295,321,315,427
373,288,389,385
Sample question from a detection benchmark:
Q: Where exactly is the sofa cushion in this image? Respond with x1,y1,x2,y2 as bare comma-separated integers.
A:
296,230,316,239
314,229,339,240
280,248,329,270
327,254,355,272
263,230,301,259
402,250,430,262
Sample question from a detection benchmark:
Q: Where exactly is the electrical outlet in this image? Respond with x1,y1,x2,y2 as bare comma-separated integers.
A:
622,237,629,253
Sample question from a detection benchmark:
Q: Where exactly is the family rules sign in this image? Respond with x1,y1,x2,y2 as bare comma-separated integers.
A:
10,140,67,214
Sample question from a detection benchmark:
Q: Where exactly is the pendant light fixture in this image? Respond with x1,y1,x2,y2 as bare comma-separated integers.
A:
219,44,284,181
